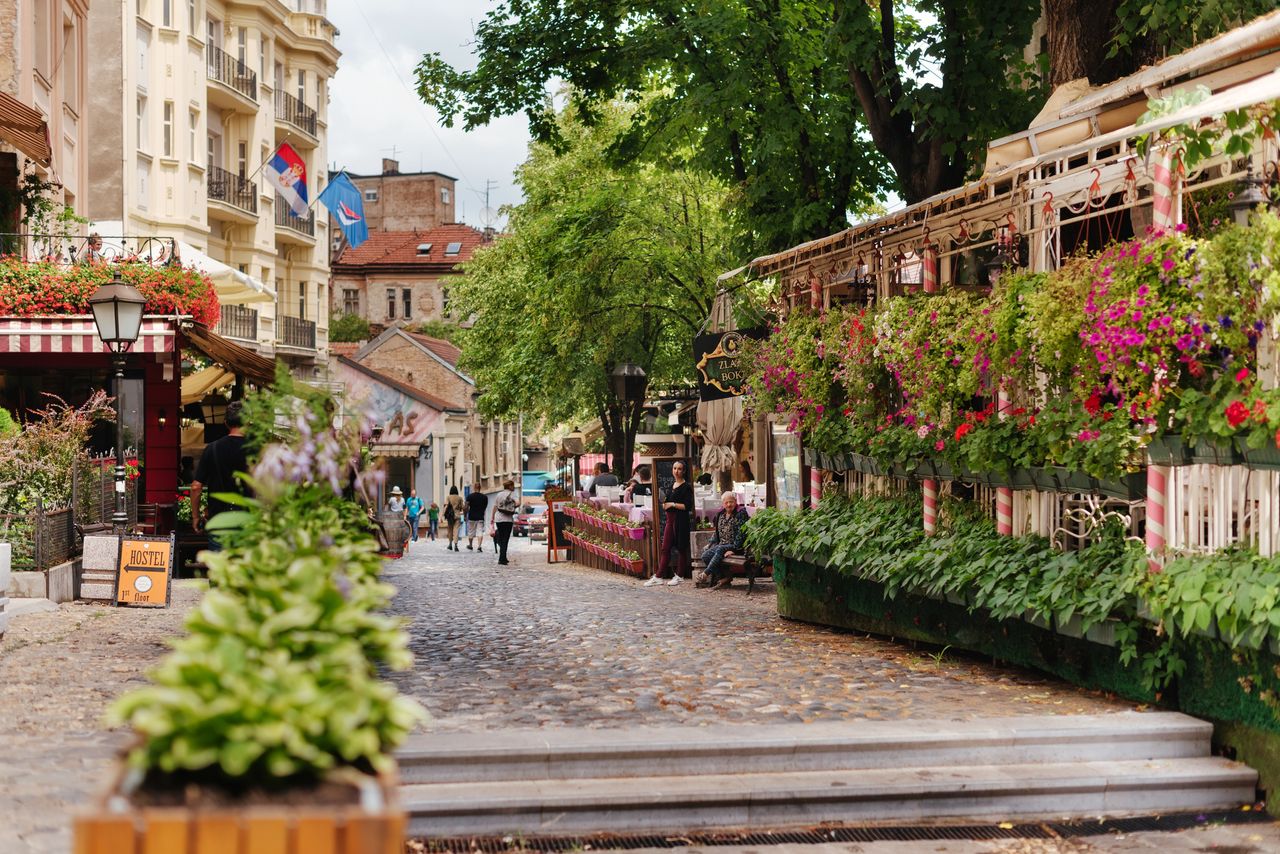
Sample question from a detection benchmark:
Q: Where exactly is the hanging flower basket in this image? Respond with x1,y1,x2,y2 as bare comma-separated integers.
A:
627,526,646,540
627,558,645,575
1241,443,1280,471
1095,471,1147,501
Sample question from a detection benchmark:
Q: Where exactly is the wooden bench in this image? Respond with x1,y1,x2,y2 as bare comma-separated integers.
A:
693,552,773,595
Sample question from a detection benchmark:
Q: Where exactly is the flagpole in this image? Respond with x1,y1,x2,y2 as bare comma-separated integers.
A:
243,134,293,186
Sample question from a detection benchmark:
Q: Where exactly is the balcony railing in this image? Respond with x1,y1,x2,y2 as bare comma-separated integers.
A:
218,304,258,341
207,44,258,102
279,315,316,349
275,194,315,235
275,91,317,137
208,165,258,215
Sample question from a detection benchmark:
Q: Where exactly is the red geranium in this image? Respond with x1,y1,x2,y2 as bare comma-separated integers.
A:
1084,392,1102,415
954,422,974,441
1225,400,1250,429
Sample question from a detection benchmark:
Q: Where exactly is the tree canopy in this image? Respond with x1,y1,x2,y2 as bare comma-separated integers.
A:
453,101,737,471
419,0,1274,252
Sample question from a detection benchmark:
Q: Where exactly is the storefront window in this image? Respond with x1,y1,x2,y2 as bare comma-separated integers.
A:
771,423,802,511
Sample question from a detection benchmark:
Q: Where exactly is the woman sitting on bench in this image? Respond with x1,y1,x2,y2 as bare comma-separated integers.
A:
701,492,750,589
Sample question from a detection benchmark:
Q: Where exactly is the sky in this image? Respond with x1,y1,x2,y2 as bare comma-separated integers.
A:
326,1,530,230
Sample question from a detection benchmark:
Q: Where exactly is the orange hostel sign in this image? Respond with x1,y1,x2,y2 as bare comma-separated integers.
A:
115,535,174,607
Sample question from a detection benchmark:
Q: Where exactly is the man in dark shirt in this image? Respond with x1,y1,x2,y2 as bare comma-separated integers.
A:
464,489,489,551
191,400,249,548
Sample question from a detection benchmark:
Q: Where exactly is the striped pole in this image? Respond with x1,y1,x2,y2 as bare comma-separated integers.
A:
922,239,940,535
996,390,1014,536
1147,148,1177,569
810,273,824,508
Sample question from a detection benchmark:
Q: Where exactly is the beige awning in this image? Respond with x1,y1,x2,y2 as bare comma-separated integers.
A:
178,242,275,304
0,92,51,166
181,365,236,405
184,322,276,387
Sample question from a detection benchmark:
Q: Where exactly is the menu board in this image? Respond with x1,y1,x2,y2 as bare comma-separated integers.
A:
546,499,571,562
115,534,174,607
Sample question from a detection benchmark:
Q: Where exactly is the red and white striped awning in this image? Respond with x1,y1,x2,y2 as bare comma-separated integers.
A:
0,316,176,354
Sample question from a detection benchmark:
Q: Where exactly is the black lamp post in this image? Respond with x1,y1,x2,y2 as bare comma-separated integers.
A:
1229,163,1270,227
88,273,147,533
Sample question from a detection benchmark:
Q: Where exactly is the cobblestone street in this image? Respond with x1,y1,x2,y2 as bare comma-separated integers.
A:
387,536,1129,732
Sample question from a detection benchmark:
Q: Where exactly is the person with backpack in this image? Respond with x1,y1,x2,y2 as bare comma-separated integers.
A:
404,488,425,543
490,479,519,565
443,486,464,551
464,489,489,551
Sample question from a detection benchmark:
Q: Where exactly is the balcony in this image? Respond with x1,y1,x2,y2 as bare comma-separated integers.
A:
275,193,316,243
278,315,317,350
207,44,258,111
218,304,258,342
275,91,318,142
208,165,258,223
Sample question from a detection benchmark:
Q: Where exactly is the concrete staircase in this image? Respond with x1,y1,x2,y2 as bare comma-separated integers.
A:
398,712,1257,838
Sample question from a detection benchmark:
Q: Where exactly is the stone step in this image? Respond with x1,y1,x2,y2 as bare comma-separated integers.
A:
402,756,1256,837
398,712,1211,784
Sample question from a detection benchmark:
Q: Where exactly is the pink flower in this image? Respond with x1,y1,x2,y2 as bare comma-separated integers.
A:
1235,367,1249,383
935,440,945,451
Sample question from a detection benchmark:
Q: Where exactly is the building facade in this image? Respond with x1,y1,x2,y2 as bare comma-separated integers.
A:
84,0,338,375
330,223,488,329
0,0,91,232
338,158,456,234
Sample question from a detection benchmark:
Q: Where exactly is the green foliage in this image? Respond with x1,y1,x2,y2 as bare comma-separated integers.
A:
411,319,466,346
0,392,113,515
1144,547,1280,650
239,363,332,460
328,313,371,343
0,258,221,326
1111,1,1278,70
108,407,425,784
451,98,735,444
0,407,17,439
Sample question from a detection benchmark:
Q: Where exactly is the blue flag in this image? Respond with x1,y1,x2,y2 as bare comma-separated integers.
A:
317,172,369,250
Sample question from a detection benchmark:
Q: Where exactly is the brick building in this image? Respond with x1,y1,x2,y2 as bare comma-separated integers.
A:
334,158,456,237
330,223,489,327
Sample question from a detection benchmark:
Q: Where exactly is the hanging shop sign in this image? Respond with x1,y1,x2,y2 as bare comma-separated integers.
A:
693,328,766,401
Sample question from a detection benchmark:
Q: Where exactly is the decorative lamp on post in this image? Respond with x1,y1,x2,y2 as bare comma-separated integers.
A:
611,361,647,474
200,394,228,425
1230,163,1269,227
88,272,147,533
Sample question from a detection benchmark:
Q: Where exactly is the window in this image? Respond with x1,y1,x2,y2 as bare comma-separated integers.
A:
444,241,462,256
441,187,450,205
162,101,174,156
206,132,219,169
364,188,378,202
206,17,218,48
188,109,198,160
34,0,50,76
136,24,150,82
386,288,396,320
274,60,283,91
137,157,151,208
236,140,246,178
162,0,172,27
441,287,450,316
298,281,307,320
188,0,196,34
136,94,148,150
402,288,412,319
296,69,306,104
62,19,78,108
236,26,247,65
343,289,359,314
416,243,432,256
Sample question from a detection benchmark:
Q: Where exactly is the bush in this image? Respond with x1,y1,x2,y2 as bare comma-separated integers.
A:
0,392,113,515
329,313,371,343
108,404,425,785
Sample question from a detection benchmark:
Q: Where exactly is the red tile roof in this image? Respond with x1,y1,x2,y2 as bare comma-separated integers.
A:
406,331,462,367
329,342,362,358
333,224,490,270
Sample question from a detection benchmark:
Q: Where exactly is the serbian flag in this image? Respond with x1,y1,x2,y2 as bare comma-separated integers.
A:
317,172,369,250
263,142,309,217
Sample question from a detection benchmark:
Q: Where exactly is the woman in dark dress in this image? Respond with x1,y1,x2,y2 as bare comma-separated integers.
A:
644,460,694,586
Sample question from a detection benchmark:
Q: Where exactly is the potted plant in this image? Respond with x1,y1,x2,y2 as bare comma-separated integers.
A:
76,405,424,850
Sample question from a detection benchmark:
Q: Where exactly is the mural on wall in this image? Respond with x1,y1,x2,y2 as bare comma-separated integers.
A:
337,362,447,444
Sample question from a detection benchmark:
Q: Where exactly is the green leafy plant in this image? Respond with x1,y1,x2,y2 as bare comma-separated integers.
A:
328,313,371,343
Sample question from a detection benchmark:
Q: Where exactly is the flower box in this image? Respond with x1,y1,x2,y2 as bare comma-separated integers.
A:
1189,438,1240,466
1095,471,1146,501
914,458,954,481
1084,620,1119,647
627,526,646,540
1044,467,1094,494
1008,469,1037,489
1026,467,1059,491
1148,434,1192,466
849,453,883,476
626,558,645,575
985,469,1014,489
1055,614,1085,639
1237,438,1280,471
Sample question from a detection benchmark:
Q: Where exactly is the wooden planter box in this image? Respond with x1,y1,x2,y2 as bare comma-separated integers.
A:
1238,438,1280,471
1189,438,1240,466
74,768,405,854
1148,434,1192,466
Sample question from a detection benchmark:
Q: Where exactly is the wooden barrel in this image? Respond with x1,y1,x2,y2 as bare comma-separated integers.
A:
379,513,408,555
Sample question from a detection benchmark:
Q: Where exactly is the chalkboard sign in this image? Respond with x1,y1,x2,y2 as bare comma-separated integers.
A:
652,457,691,536
546,499,572,562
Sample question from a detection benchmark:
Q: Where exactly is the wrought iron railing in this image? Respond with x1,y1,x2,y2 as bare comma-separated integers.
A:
278,314,316,349
0,233,178,265
275,194,315,235
275,90,317,136
208,165,258,215
218,304,258,340
207,43,258,102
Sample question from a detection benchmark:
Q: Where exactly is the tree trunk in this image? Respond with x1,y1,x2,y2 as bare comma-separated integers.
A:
1044,0,1161,87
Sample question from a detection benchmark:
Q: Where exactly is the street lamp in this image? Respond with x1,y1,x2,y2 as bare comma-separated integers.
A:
1229,163,1270,227
611,362,647,405
88,272,147,533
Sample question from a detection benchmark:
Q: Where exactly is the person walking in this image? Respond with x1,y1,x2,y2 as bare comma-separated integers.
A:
427,502,440,541
490,479,519,565
700,492,750,589
444,486,464,551
645,460,693,587
191,400,250,550
464,489,489,551
404,488,424,543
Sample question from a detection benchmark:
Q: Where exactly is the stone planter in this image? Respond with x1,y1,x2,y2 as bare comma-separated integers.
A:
8,558,78,604
1055,613,1085,639
74,766,405,854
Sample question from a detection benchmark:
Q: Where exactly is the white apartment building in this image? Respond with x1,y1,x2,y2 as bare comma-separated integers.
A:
85,0,339,374
0,0,91,230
